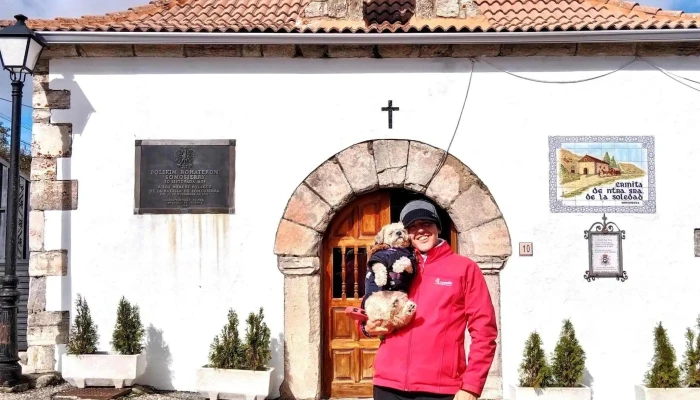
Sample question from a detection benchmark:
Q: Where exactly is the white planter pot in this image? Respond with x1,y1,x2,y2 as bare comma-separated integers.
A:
61,352,146,389
635,384,700,400
509,384,592,400
196,366,274,400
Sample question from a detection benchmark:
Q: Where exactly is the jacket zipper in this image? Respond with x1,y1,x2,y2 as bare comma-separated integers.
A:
404,252,428,391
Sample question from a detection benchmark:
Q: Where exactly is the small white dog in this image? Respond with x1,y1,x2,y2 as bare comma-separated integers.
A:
370,222,414,287
362,222,418,333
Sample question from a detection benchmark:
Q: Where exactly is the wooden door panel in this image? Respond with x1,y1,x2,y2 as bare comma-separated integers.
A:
322,191,458,398
331,382,374,398
359,202,382,239
332,349,355,381
331,212,356,240
323,192,390,398
359,348,377,382
331,307,354,339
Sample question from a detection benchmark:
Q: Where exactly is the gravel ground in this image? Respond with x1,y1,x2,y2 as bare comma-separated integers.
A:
0,383,71,400
0,383,207,400
137,391,206,400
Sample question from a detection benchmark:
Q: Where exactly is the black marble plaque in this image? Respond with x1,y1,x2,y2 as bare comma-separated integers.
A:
134,140,235,214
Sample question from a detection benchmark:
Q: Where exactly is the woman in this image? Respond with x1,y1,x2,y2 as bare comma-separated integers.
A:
359,200,498,400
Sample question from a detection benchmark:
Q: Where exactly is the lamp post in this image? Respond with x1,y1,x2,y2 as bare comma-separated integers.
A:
0,14,46,386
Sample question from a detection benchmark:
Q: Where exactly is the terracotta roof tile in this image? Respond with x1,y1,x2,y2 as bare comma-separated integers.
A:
1,0,699,33
634,5,659,14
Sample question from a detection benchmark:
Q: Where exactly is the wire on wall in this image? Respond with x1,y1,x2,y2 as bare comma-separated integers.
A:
478,57,638,84
430,58,475,183
478,56,700,92
638,57,700,94
428,55,700,189
0,55,698,165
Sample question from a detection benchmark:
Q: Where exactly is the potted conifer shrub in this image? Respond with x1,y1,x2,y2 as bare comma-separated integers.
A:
62,296,146,388
635,321,700,399
510,320,591,400
681,315,700,388
196,307,274,400
509,331,553,399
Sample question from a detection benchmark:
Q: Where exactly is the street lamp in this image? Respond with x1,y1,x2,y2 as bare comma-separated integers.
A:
0,14,46,387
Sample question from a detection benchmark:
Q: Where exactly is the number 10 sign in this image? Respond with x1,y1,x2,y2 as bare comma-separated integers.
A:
519,242,533,256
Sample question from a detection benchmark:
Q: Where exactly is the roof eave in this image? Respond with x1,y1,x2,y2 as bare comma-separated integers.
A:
36,29,700,45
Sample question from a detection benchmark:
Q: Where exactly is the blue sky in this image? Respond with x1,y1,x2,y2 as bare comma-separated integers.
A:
0,76,33,146
1,0,700,146
644,0,700,11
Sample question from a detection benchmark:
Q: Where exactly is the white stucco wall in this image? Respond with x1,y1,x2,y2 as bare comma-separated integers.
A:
42,55,700,400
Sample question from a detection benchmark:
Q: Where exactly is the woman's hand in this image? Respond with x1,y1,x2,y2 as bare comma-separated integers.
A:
454,390,477,400
365,319,394,336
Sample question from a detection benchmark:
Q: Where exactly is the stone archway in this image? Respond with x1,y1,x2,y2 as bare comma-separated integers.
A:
273,140,512,400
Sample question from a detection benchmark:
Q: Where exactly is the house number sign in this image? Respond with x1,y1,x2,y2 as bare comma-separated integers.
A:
519,242,533,256
584,214,627,282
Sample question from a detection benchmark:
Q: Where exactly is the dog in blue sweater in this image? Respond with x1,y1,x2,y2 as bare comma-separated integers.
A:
362,222,418,333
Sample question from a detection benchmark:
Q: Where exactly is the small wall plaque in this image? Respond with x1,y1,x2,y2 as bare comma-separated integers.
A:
134,140,236,214
519,242,533,256
584,214,627,282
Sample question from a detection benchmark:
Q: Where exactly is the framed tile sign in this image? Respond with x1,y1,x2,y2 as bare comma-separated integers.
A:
584,214,628,282
549,136,655,214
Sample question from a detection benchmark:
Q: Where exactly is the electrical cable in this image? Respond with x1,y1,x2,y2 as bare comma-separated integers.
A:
479,55,700,94
0,54,698,161
426,55,700,192
0,113,32,132
638,57,700,93
0,97,33,109
429,56,634,187
478,57,638,84
430,58,475,183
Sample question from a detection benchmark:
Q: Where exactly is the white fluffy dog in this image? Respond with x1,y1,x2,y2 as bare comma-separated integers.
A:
363,222,418,333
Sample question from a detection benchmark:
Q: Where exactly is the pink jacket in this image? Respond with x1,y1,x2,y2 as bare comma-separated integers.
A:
362,241,498,397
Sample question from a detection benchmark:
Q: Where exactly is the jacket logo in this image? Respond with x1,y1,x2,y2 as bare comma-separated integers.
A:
434,278,452,287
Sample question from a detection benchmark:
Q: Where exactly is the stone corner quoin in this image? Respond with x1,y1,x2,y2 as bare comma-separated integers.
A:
26,54,76,374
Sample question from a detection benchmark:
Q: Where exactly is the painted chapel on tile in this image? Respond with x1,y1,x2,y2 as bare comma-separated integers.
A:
4,0,700,399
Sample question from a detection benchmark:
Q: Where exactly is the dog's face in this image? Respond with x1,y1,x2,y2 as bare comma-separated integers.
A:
375,222,410,248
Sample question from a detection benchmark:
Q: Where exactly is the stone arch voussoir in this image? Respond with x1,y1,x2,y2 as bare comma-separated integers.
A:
274,139,512,267
273,139,512,400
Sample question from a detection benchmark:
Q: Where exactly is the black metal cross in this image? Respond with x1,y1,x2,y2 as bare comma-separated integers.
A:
381,100,399,129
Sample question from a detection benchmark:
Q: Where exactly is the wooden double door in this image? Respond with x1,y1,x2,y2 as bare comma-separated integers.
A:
321,190,457,398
